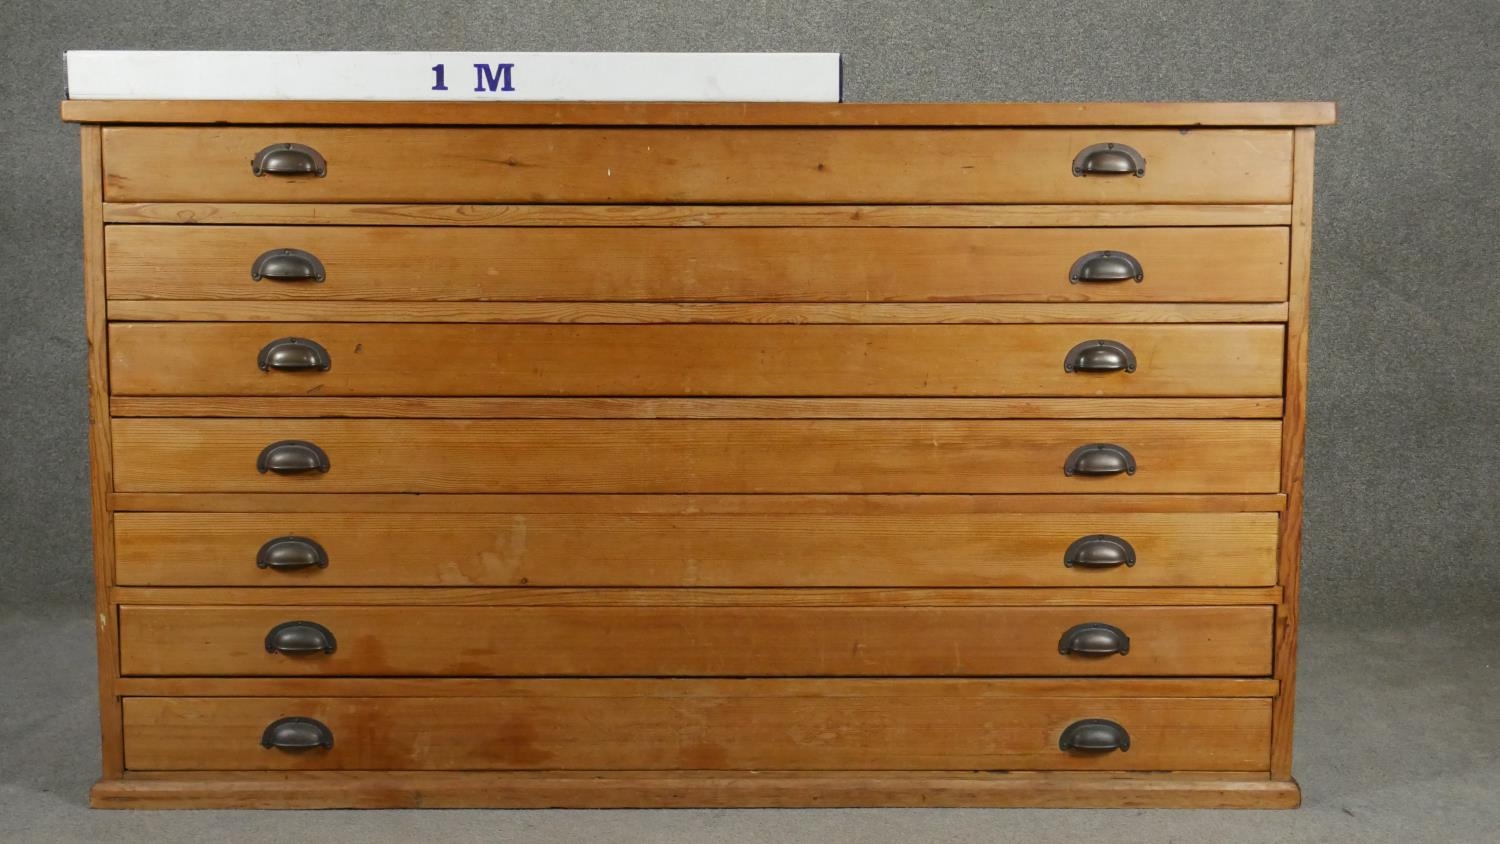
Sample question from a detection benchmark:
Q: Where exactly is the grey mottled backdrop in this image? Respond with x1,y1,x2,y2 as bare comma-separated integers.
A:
1,0,1496,620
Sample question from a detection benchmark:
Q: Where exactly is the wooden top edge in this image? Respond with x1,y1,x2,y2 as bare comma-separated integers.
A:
60,100,1337,126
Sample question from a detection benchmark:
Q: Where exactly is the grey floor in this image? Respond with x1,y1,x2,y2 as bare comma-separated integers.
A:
1,608,1495,843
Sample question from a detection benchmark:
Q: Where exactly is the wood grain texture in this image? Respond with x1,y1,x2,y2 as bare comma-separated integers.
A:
118,604,1271,677
112,676,1282,698
80,125,124,780
121,693,1273,772
90,770,1300,810
108,323,1286,398
105,226,1290,303
108,586,1283,607
101,127,1293,204
101,202,1295,227
110,419,1284,493
1272,127,1317,781
113,511,1280,587
110,492,1289,514
64,99,1337,126
107,396,1286,419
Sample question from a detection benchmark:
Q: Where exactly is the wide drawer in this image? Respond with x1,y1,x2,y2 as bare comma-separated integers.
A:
109,324,1285,398
101,127,1293,204
109,419,1283,493
118,604,1271,677
122,689,1273,771
113,511,1281,587
104,226,1291,303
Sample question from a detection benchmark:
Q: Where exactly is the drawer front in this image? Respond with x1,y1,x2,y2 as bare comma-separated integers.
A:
110,419,1282,493
101,127,1293,203
122,692,1272,772
118,605,1272,678
110,324,1286,398
105,226,1291,303
113,511,1280,587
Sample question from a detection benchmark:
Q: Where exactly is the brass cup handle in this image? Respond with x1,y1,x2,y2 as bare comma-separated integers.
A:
1058,622,1131,656
1063,535,1136,568
1059,719,1131,753
1063,443,1136,477
261,717,334,751
251,248,326,283
257,536,329,571
251,143,327,177
256,440,331,475
1071,142,1145,177
1069,250,1144,284
264,620,337,656
258,337,331,372
1064,340,1137,373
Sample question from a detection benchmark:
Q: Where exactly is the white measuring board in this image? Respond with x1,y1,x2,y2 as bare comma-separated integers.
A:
64,51,841,102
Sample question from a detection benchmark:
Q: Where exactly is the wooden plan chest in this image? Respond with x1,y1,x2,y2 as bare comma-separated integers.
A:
64,99,1333,809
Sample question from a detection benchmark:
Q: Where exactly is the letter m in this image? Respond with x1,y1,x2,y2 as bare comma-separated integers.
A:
474,63,516,93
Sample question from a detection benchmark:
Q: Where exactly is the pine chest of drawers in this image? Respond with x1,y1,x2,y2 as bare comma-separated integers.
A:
64,99,1334,809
